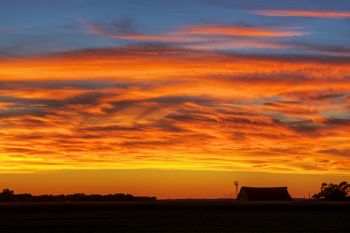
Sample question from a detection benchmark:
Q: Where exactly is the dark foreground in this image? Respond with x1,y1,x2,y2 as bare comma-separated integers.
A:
1,200,350,233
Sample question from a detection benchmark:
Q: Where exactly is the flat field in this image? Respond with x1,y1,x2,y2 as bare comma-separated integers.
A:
0,200,349,233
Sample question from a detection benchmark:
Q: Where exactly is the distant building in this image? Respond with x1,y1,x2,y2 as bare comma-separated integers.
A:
237,187,292,201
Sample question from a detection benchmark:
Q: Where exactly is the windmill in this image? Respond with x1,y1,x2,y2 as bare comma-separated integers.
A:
234,180,239,199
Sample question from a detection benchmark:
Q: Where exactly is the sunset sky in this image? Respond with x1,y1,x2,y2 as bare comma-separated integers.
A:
1,0,350,198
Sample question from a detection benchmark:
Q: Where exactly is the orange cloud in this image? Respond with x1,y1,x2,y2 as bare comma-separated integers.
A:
1,46,350,175
1,45,349,82
87,22,305,50
178,25,305,37
254,9,350,18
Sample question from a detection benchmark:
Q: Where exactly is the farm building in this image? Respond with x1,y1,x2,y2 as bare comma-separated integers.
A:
237,187,292,201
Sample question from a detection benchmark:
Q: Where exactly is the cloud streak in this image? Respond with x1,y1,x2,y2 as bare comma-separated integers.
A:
1,44,350,174
254,9,350,18
87,22,306,51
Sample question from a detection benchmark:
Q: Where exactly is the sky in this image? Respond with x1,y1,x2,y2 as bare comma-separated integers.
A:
1,0,350,198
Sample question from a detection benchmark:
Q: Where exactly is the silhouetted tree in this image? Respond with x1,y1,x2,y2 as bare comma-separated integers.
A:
0,188,15,201
313,181,350,201
0,188,156,202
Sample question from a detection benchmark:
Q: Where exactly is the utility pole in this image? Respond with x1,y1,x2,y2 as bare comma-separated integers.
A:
234,180,239,199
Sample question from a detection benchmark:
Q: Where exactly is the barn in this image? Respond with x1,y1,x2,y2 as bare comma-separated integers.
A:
237,187,292,201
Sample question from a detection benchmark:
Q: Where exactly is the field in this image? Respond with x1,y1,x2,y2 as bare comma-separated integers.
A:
0,200,350,233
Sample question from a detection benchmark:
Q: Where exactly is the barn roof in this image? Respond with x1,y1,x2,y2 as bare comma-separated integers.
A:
237,186,292,201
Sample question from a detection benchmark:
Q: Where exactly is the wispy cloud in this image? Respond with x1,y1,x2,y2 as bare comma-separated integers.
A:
1,45,350,174
253,9,350,18
87,21,306,51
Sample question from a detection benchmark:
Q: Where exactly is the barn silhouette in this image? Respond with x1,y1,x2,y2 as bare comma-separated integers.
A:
237,187,292,201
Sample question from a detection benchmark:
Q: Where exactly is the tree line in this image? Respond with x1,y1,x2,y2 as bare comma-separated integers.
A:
1,181,349,202
0,189,156,202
